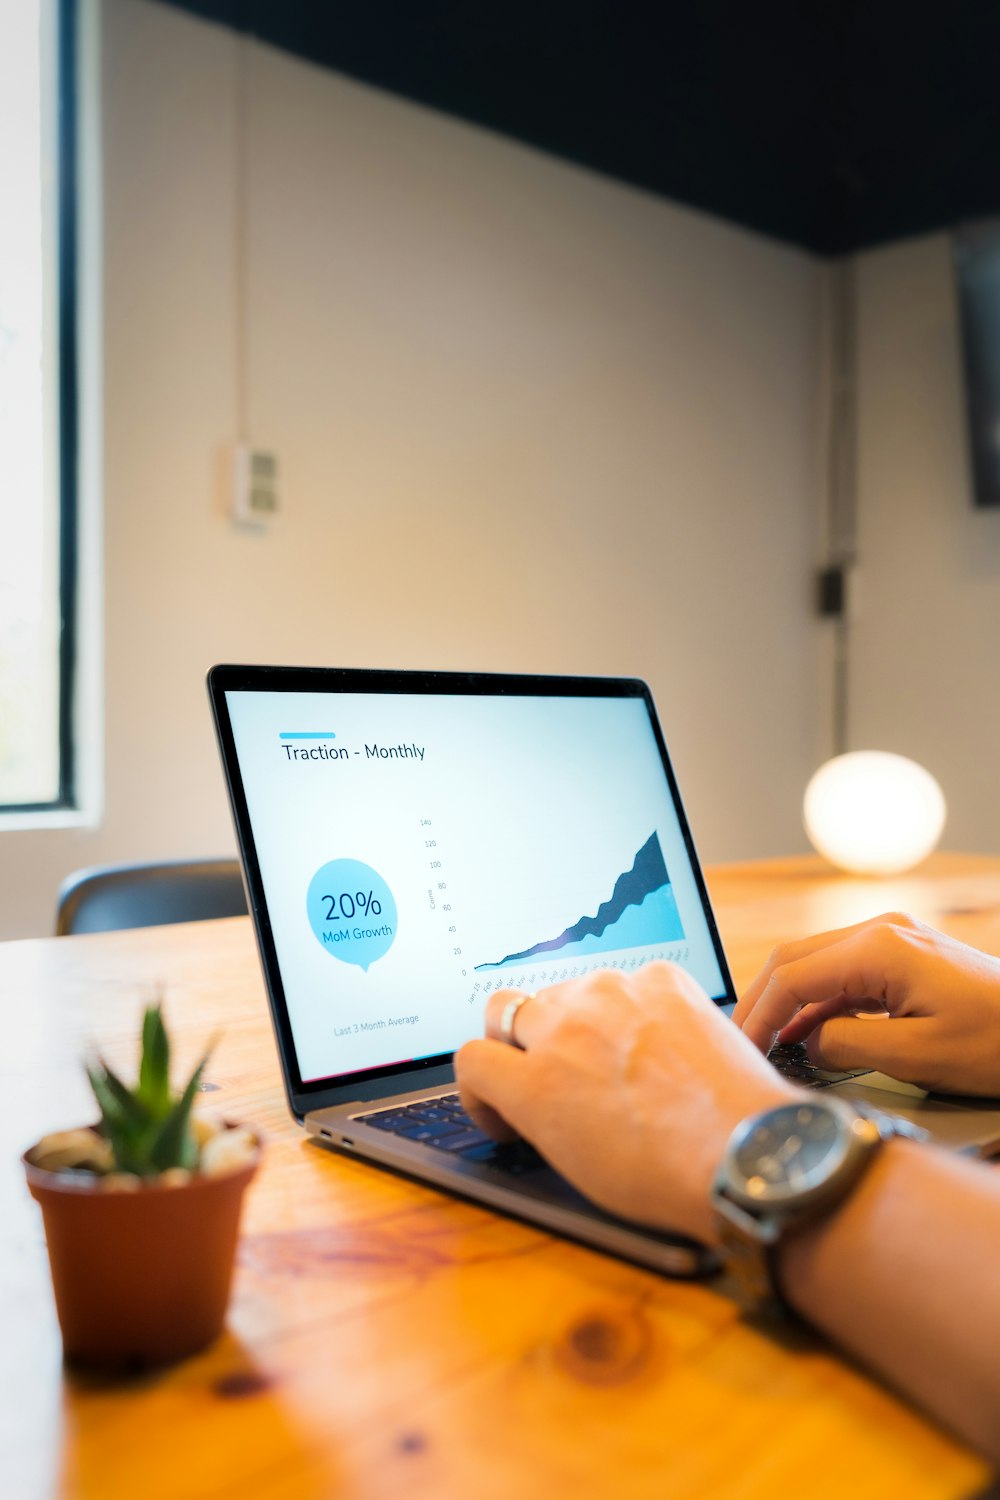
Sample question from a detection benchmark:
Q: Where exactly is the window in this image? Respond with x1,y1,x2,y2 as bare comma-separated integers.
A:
0,0,76,811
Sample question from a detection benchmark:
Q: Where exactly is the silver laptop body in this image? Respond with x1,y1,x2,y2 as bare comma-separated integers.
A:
209,665,1000,1281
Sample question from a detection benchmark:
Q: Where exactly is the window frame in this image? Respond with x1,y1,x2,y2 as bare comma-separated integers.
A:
55,0,78,809
0,0,79,816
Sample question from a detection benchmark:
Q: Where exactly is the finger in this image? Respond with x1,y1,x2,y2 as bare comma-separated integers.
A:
484,988,535,1051
483,980,577,1051
483,986,556,1052
454,1037,535,1142
806,1013,937,1085
732,912,917,1029
733,929,860,1029
739,929,901,1054
777,993,887,1045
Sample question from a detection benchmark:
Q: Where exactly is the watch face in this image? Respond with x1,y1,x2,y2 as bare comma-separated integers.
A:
730,1101,852,1208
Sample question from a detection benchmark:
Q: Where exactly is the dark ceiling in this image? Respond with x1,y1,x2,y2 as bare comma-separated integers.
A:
164,0,1000,256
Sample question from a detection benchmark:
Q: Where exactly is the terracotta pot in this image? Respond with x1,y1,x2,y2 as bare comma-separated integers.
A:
23,1130,261,1367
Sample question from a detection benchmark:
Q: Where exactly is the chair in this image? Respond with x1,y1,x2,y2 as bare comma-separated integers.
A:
55,858,248,936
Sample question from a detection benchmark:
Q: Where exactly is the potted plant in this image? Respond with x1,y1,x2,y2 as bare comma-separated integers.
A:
22,1003,261,1367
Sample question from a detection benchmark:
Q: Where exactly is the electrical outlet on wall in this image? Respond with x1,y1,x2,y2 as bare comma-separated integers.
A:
233,444,279,526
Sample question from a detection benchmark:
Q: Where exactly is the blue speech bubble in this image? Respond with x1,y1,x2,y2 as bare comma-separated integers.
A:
307,859,397,971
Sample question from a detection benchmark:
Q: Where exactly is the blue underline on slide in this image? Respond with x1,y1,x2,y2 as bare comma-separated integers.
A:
280,732,336,740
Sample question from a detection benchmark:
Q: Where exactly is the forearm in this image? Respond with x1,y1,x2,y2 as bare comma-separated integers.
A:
779,1141,1000,1460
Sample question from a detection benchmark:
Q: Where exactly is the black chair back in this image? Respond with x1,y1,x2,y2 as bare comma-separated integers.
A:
55,858,247,936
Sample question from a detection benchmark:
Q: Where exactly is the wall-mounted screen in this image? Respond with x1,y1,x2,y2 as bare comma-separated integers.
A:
954,220,1000,508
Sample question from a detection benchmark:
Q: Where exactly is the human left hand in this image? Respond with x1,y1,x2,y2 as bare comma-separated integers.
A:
455,962,797,1244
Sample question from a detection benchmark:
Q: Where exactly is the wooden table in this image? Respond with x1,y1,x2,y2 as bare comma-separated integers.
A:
4,854,1000,1500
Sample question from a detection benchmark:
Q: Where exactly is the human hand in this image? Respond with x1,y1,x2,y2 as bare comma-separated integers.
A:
455,963,796,1245
733,912,1000,1096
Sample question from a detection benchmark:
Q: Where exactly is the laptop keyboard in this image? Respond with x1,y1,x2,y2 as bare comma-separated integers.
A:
355,1044,871,1166
768,1039,871,1087
354,1092,546,1173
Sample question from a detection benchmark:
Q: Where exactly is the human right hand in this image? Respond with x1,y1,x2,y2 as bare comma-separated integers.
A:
733,912,1000,1096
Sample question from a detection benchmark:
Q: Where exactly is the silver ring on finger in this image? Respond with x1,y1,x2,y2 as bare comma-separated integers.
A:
498,993,533,1049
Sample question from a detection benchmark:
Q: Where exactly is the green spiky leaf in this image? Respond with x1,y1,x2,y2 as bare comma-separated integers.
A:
138,1004,170,1114
93,1056,154,1128
148,1050,209,1173
86,1003,214,1177
88,1065,153,1174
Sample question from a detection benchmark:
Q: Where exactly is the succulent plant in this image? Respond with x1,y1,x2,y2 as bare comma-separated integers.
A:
85,1003,211,1178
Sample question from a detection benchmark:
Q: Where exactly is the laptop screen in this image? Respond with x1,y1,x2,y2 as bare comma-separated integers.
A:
213,670,731,1096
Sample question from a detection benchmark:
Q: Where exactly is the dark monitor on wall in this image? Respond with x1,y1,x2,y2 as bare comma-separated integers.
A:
954,220,1000,508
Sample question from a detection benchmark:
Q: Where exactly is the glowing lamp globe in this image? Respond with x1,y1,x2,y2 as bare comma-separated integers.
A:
803,751,946,876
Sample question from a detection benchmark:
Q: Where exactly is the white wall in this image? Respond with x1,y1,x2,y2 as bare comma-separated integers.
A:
1,0,826,939
852,233,1000,851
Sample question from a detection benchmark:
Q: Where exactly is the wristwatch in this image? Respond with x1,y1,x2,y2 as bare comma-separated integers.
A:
711,1096,925,1313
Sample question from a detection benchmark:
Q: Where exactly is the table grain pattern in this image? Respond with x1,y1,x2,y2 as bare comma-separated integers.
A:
4,853,1000,1500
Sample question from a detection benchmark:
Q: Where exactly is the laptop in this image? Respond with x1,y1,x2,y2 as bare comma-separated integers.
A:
208,665,1000,1279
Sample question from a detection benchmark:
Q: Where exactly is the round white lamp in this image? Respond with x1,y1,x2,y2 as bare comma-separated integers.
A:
803,751,946,876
